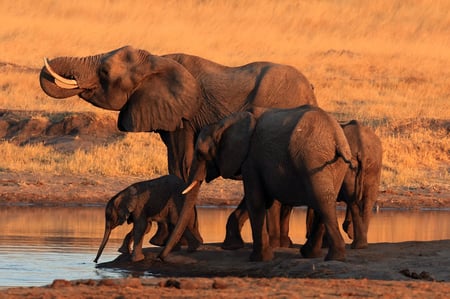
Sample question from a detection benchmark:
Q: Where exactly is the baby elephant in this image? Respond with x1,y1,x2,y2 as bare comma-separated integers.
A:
94,175,203,263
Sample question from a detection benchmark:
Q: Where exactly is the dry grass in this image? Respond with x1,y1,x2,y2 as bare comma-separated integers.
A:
0,0,449,191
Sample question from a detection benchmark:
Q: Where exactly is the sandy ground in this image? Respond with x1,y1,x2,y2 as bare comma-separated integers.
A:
1,111,449,298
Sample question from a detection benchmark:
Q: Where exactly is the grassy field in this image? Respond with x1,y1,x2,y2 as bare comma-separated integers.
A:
0,0,449,192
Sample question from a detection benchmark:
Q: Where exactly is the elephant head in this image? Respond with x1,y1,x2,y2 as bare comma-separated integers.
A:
159,112,256,259
187,111,257,185
40,46,203,132
94,188,138,263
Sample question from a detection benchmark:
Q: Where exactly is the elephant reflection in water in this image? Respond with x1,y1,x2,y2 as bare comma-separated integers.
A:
94,175,202,263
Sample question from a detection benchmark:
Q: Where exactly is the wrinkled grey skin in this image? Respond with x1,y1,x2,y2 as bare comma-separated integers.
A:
39,45,317,255
94,175,202,263
305,120,383,249
168,106,353,261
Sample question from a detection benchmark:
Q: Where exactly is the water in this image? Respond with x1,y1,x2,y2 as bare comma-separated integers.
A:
0,205,449,287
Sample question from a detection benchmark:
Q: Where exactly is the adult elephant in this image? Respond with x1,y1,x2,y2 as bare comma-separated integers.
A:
305,120,383,249
39,45,317,250
172,106,354,261
40,45,316,180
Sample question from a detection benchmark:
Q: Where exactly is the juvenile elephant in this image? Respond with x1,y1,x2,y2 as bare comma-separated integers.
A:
163,105,354,261
40,45,316,248
305,120,383,249
94,175,202,263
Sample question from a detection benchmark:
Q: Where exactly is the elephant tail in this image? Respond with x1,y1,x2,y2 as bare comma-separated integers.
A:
354,152,364,205
335,140,357,171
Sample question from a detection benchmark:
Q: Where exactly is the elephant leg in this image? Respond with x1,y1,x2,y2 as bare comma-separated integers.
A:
307,206,330,248
131,219,149,262
150,222,170,246
246,184,273,262
349,201,368,249
118,228,133,254
266,200,281,248
222,197,248,250
321,205,346,261
182,228,202,252
279,203,293,248
301,209,326,258
342,206,354,240
349,189,376,249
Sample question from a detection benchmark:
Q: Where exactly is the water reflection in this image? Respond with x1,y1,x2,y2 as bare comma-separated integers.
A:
0,205,449,287
198,207,450,244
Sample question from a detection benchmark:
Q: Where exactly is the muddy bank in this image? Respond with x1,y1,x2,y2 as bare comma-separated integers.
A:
96,240,450,282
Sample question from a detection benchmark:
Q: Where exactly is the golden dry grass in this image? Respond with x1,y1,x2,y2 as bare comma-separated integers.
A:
0,0,449,191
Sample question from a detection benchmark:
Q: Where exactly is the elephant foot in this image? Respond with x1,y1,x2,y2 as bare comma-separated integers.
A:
351,240,368,249
269,237,281,248
222,234,245,250
300,244,323,259
171,243,182,252
324,248,346,262
150,235,167,247
249,247,274,262
118,244,131,254
131,252,145,262
179,237,188,246
187,239,202,252
280,236,293,248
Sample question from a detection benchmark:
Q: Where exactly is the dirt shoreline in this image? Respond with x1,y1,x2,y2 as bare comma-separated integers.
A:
1,170,449,209
1,171,450,298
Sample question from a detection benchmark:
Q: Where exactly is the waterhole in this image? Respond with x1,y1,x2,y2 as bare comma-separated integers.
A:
0,206,449,287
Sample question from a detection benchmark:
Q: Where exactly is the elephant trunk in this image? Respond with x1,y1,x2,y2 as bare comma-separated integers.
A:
94,224,112,263
39,55,101,99
159,160,206,260
159,183,201,260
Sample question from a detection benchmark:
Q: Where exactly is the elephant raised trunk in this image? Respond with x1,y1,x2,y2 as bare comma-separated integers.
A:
43,58,79,89
94,224,112,263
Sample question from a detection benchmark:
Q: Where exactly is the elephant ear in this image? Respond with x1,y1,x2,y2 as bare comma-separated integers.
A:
215,112,256,179
118,53,202,132
115,186,139,224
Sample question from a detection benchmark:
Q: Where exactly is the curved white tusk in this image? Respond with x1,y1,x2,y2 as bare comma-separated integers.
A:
182,181,199,195
43,57,79,89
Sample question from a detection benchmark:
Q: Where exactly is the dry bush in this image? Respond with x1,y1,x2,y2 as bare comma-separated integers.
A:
0,133,167,177
0,0,449,191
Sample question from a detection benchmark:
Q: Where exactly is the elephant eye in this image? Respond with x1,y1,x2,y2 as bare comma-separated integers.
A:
99,67,109,79
66,74,75,80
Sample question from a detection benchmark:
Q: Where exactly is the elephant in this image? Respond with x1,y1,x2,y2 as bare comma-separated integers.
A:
39,45,317,250
226,120,383,250
40,45,316,181
94,175,202,263
164,105,354,261
305,120,383,249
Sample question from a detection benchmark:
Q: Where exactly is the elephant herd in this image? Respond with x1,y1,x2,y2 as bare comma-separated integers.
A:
40,45,382,263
